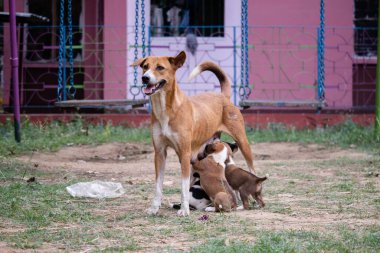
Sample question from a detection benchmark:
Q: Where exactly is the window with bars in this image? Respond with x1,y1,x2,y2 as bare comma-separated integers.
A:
354,0,378,56
150,0,224,37
26,0,82,62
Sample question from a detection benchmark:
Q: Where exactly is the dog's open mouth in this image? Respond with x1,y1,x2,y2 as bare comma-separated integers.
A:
142,80,166,96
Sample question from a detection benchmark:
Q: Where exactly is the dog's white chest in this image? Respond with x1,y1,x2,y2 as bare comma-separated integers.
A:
151,93,179,149
153,118,179,149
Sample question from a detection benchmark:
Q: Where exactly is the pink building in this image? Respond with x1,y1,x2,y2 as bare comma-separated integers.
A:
1,0,377,112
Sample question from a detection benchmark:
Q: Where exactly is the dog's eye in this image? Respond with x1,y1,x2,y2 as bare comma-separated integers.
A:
156,65,164,71
142,65,149,70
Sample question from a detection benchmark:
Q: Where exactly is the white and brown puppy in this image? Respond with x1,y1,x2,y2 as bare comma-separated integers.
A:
200,140,268,209
191,141,237,212
131,51,255,216
172,137,236,211
171,172,211,211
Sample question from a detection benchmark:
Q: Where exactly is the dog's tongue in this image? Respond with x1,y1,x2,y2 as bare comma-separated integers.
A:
143,84,154,94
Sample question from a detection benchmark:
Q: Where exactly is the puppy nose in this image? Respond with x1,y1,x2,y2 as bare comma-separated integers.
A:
142,76,150,83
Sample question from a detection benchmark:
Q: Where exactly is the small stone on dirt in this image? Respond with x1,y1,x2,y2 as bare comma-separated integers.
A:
26,177,36,183
117,154,126,160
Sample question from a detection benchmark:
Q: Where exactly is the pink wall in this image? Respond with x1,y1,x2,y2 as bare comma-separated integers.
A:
1,0,357,109
103,0,127,100
83,0,103,100
249,0,354,107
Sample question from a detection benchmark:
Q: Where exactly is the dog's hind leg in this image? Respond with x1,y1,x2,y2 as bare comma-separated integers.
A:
240,191,250,210
234,134,255,173
146,148,167,215
222,107,255,173
224,126,255,173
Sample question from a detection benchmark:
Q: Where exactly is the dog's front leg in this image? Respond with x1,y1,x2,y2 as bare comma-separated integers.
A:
178,150,191,217
146,148,167,215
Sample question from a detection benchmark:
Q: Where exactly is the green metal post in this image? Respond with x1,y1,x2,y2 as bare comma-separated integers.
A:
376,2,380,137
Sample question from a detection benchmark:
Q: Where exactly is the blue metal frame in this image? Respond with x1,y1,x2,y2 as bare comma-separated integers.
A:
317,0,325,106
58,0,65,101
239,0,251,101
58,0,75,101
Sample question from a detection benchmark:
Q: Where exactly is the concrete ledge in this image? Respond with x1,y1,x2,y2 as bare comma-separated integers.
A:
0,112,375,129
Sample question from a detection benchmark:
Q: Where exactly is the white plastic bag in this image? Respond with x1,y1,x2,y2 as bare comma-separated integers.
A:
66,180,125,199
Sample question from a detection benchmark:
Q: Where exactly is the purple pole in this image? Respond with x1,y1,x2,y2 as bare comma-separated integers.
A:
8,0,21,142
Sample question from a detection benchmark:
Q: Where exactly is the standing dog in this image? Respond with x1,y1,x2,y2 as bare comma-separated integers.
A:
131,51,255,216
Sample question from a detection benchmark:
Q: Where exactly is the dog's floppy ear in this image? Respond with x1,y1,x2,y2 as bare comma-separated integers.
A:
204,143,216,154
130,57,147,67
212,132,222,141
168,51,186,69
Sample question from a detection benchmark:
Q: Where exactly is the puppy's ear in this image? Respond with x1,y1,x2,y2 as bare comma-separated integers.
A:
204,143,216,154
212,132,222,141
168,51,186,69
226,142,238,153
130,57,147,67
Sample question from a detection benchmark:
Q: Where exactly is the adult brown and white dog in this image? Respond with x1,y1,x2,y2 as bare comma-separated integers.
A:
131,51,255,216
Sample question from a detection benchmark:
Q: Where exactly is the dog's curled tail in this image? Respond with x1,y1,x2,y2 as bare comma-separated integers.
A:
188,61,231,99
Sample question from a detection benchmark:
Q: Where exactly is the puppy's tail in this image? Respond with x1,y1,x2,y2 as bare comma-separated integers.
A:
188,61,231,99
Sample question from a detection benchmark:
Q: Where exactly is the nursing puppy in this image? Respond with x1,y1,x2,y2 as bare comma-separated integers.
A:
171,172,211,210
191,141,237,212
131,51,255,216
200,140,267,209
172,137,236,211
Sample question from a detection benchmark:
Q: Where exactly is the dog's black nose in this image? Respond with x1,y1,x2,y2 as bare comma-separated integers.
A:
142,76,150,83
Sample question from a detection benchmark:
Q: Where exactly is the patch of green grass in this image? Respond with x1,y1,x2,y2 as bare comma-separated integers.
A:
0,158,102,227
1,119,379,156
245,120,380,154
1,226,143,251
0,118,150,156
191,239,256,253
163,187,181,195
0,181,102,227
94,244,142,253
332,180,356,192
0,157,47,180
190,226,380,253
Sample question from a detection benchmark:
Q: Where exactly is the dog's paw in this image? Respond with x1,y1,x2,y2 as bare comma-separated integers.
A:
146,206,159,215
205,206,216,212
236,205,244,211
177,208,190,217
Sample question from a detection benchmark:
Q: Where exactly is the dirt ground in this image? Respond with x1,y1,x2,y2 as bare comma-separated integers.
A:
5,142,379,251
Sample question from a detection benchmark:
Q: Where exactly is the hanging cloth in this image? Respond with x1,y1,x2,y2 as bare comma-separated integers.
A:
166,6,181,36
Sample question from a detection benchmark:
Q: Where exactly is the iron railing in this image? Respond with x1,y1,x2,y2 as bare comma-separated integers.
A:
0,25,377,111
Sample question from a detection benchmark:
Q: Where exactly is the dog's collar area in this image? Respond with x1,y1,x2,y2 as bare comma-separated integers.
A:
142,79,166,96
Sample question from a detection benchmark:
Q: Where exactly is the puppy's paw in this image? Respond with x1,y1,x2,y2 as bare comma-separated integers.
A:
205,206,216,212
177,208,190,217
146,206,159,215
